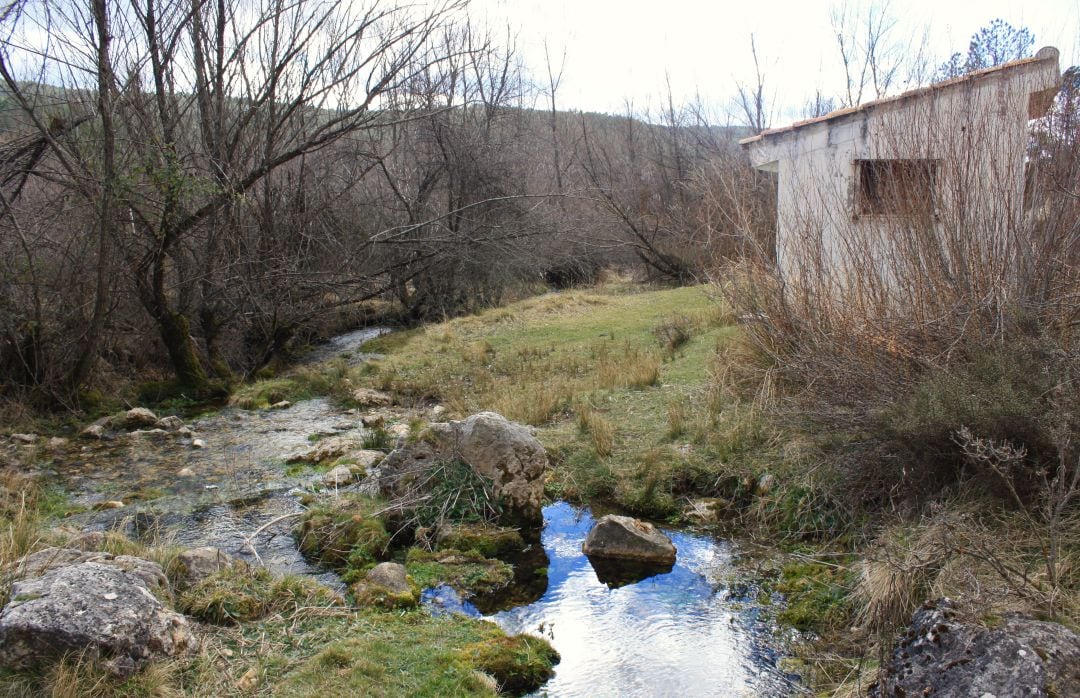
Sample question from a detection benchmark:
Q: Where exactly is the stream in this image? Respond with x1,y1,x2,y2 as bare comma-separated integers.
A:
40,327,796,696
427,502,797,696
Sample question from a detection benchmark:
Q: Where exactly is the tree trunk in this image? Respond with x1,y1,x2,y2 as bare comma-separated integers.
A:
158,309,210,392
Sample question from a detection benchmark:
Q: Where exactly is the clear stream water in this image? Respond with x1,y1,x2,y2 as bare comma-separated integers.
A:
426,502,798,697
44,327,796,697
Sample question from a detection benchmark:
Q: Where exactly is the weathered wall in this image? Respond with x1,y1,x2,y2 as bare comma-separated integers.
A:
745,48,1061,292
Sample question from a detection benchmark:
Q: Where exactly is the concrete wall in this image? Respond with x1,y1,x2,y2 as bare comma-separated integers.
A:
744,49,1061,290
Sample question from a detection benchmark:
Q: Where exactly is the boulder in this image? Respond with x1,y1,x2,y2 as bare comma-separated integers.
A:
361,413,385,428
80,424,106,440
378,412,548,526
288,436,362,465
157,415,184,430
191,438,206,449
582,515,676,565
366,562,411,594
173,547,243,591
874,598,1080,698
0,560,194,676
45,437,69,450
322,464,360,487
386,423,411,439
124,407,159,429
351,562,416,609
269,400,291,410
13,548,171,599
10,433,37,444
353,450,386,468
350,388,393,407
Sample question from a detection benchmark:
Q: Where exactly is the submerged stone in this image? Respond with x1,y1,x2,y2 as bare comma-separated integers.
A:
588,556,674,589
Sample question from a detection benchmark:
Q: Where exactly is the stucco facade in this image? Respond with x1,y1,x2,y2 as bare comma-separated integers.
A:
741,48,1062,284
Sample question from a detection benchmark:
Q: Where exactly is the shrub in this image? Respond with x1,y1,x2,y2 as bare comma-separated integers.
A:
653,314,695,360
874,345,1064,497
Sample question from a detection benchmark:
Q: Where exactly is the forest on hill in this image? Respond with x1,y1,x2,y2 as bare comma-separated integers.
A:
0,0,769,409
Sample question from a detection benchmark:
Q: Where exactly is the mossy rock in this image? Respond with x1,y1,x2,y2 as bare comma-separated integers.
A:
177,566,342,624
351,581,420,610
439,524,525,559
294,496,390,572
406,548,514,597
456,635,559,695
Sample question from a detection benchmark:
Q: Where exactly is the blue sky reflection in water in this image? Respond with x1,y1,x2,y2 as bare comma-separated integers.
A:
485,502,791,697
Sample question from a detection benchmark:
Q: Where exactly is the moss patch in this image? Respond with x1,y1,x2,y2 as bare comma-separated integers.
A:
456,634,560,695
270,610,550,697
294,494,390,578
438,524,525,559
775,560,855,633
406,549,514,597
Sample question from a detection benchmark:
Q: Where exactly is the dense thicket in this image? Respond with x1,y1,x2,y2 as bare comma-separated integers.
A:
0,0,761,405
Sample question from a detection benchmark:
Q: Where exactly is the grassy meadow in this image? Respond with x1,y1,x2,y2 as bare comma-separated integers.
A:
3,281,1076,696
359,284,790,521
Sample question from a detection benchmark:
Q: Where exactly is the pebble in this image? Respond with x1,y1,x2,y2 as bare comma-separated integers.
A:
192,438,206,449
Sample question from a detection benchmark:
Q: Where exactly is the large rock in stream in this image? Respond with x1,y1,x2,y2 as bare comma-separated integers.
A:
582,514,677,565
378,412,548,527
0,550,195,676
873,598,1080,697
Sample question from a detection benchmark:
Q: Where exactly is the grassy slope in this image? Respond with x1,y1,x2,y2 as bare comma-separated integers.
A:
361,284,774,519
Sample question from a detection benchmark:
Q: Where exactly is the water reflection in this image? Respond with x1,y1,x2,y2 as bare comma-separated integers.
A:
488,502,793,697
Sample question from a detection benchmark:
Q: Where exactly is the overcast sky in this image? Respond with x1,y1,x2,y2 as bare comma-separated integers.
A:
471,0,1080,125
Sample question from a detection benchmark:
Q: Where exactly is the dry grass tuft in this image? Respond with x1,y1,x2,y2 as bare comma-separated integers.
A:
576,403,615,458
595,343,660,391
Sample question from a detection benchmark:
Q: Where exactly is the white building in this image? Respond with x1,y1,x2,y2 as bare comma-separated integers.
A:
741,48,1062,285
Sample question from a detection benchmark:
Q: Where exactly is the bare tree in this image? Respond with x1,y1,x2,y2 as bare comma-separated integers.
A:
831,0,905,107
0,0,470,394
734,34,772,133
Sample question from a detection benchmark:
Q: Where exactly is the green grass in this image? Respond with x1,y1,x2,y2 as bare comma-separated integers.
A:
230,358,372,410
357,285,782,520
177,566,342,624
406,548,514,597
265,610,555,697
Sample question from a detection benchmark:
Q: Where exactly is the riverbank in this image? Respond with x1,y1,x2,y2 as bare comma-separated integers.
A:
2,281,1076,695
